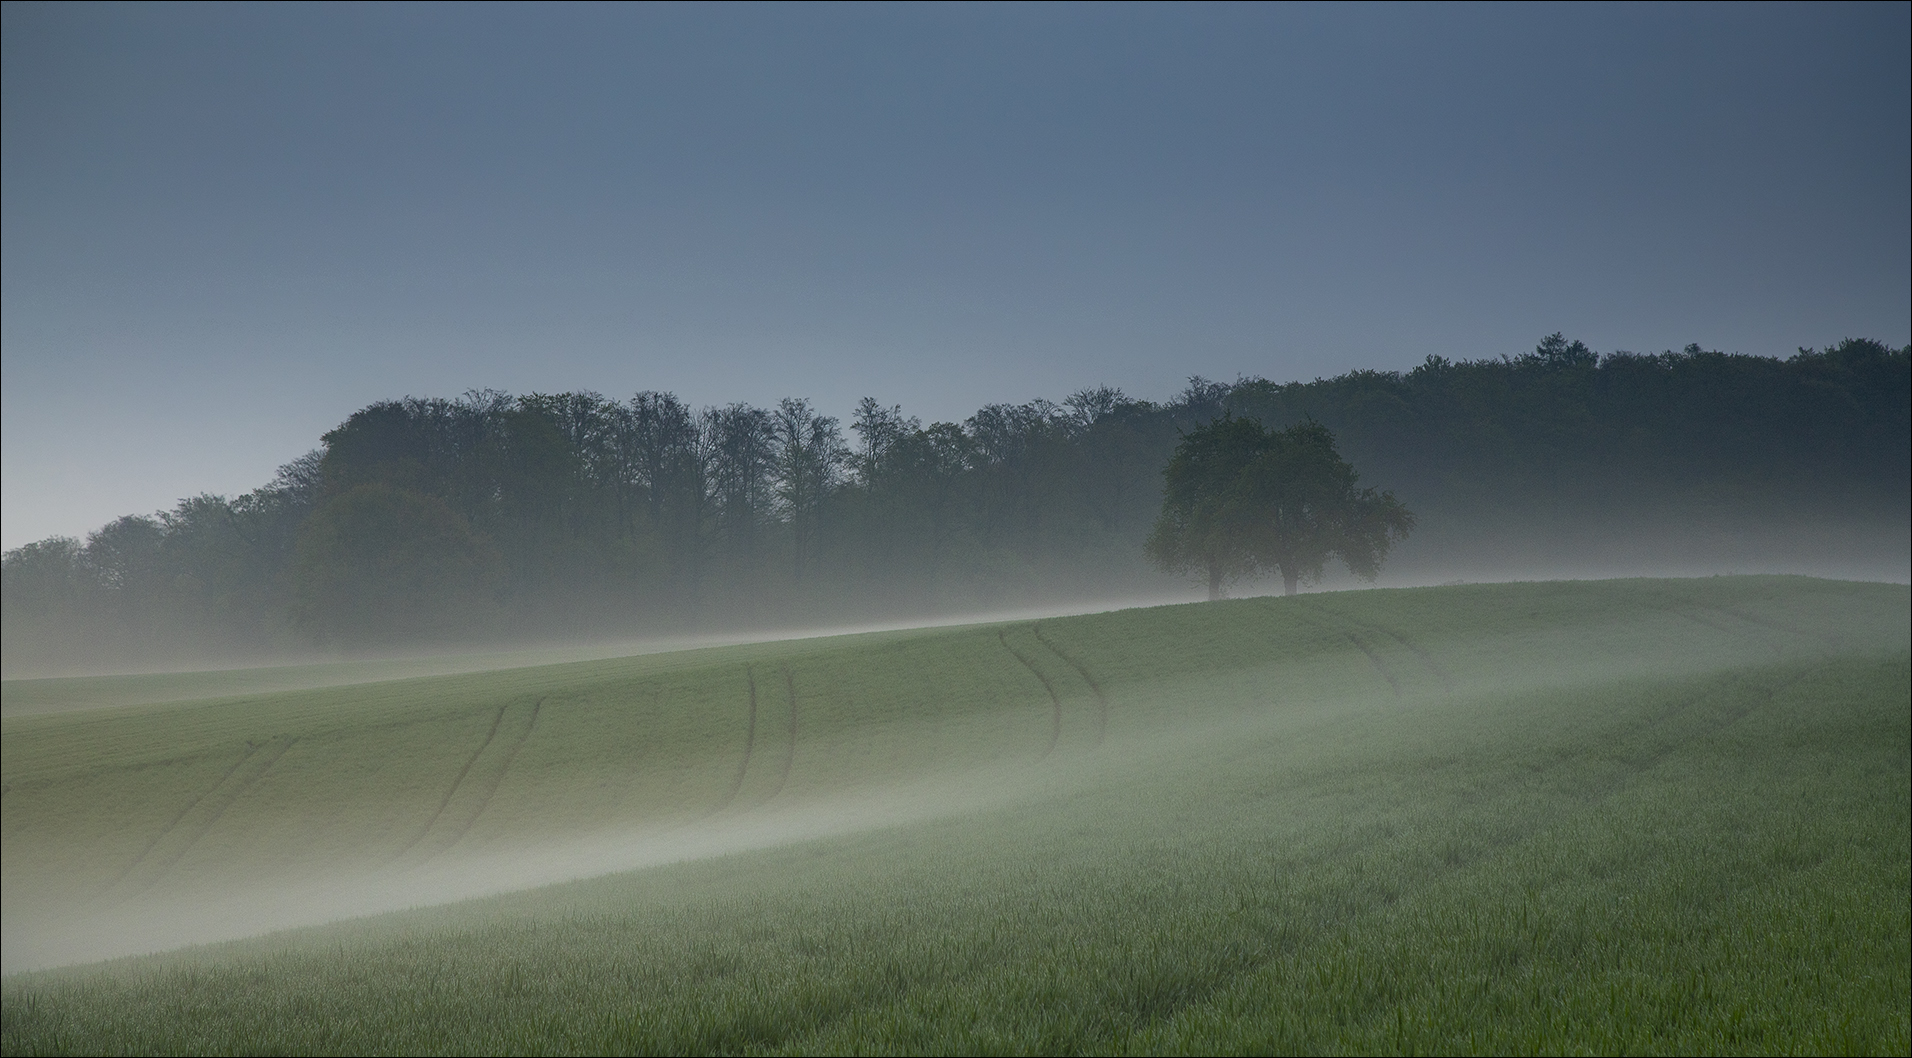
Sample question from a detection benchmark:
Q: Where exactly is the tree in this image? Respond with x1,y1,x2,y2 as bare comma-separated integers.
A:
1147,415,1413,599
772,398,848,581
619,391,708,584
850,397,918,483
706,403,775,568
291,484,504,645
1145,414,1268,600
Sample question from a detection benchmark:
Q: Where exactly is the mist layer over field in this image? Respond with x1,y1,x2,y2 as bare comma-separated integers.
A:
5,576,1905,988
0,596,1168,717
6,774,1042,973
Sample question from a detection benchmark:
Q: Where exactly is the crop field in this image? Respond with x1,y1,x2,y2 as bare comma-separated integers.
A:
2,576,1907,1054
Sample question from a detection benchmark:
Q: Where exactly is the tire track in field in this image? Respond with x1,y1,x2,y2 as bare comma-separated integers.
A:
1033,623,1108,745
1703,603,1842,651
431,697,544,855
711,670,760,814
118,736,298,900
1300,603,1453,688
758,666,800,805
392,698,546,862
1668,605,1752,638
773,662,1826,1044
1665,605,1790,657
106,742,263,892
1282,603,1403,698
1342,631,1402,697
392,701,512,860
999,630,1063,758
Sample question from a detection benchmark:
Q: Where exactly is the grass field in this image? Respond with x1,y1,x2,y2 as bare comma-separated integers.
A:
2,576,1907,1054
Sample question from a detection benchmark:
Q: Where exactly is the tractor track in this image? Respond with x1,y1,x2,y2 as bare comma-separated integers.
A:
711,670,759,814
390,697,546,862
1282,602,1404,698
431,697,544,855
392,702,512,860
1709,604,1841,648
758,666,800,805
1695,602,1837,652
106,742,262,892
1343,632,1403,698
1296,600,1451,688
999,630,1063,758
1668,606,1748,638
1324,610,1450,686
1033,623,1108,745
1665,605,1794,658
117,736,298,900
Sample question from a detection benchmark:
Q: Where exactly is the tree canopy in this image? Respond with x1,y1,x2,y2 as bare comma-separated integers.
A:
1148,417,1413,598
4,335,1904,675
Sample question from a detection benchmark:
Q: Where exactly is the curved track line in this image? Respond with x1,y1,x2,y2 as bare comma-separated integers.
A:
1710,605,1840,649
1281,602,1403,699
1033,624,1108,745
1297,600,1451,688
1349,619,1451,686
1666,606,1792,659
1668,606,1747,638
122,736,298,899
999,629,1062,758
433,697,545,855
759,666,800,805
711,669,759,813
108,742,262,890
392,702,511,860
1343,632,1402,698
1685,604,1804,654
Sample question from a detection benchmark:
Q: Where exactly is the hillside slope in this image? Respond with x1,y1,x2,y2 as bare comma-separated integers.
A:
3,577,1907,1053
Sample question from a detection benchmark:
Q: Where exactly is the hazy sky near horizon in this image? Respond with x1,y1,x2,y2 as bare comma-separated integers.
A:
4,3,1908,549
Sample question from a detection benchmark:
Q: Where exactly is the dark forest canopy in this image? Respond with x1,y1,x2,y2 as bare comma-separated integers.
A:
5,336,1907,674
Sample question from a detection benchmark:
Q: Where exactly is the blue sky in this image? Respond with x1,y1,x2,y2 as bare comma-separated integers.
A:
4,2,1907,548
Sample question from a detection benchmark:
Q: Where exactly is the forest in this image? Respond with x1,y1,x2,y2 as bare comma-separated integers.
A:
4,336,1906,674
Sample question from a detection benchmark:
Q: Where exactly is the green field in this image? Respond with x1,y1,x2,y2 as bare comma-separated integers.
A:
3,576,1907,1054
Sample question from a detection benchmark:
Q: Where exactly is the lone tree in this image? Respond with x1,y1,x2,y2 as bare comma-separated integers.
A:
1147,415,1413,599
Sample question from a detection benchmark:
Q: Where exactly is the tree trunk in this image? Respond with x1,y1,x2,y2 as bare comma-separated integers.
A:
1207,565,1224,601
1282,568,1299,596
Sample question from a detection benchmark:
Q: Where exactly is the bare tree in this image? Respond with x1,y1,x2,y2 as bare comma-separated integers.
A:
773,398,848,581
706,403,777,564
850,397,919,485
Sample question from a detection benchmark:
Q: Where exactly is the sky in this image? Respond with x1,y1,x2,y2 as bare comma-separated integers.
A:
4,2,1907,550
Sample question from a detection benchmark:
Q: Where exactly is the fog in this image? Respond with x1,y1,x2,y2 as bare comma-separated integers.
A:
1,700,1384,972
5,10,1906,1032
0,769,1041,975
0,594,1192,713
2,704,1292,973
7,511,1905,688
10,578,1902,976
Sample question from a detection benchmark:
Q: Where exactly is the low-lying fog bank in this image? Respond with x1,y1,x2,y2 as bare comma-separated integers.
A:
0,769,1043,974
6,508,1906,683
0,594,1193,716
10,519,1908,694
5,577,1905,975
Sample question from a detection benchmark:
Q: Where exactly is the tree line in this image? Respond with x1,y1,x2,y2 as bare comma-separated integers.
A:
4,336,1905,674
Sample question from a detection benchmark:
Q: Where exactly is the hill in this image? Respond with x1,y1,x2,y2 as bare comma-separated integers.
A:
3,576,1907,1053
